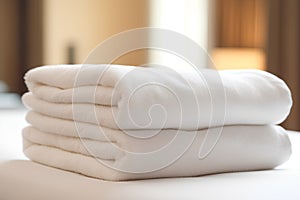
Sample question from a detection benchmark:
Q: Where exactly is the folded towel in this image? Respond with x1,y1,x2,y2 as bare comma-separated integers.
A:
24,65,292,130
23,123,291,181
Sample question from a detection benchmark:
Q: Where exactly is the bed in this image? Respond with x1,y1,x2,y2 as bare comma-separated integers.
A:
0,109,300,200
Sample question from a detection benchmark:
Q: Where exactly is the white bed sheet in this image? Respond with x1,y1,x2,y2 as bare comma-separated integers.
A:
0,109,300,200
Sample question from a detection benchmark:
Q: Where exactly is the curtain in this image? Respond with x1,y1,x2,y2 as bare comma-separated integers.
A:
215,0,266,48
267,0,300,131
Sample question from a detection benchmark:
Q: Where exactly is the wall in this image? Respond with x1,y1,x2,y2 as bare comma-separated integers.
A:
43,0,150,66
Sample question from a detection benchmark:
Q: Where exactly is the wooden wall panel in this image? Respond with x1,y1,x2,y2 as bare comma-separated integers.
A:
0,0,21,92
0,0,43,93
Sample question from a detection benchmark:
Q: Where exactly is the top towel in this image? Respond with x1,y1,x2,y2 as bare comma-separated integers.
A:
24,64,292,130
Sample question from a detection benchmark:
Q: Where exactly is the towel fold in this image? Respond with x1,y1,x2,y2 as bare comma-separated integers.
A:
23,121,291,181
24,64,292,130
23,126,120,160
25,111,182,142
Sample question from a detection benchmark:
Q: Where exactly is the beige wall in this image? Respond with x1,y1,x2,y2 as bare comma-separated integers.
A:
43,0,150,66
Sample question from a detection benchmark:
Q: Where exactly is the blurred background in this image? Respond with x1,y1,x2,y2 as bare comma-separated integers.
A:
0,0,299,130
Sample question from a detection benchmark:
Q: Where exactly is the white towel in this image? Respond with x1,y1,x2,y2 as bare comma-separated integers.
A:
23,120,291,181
24,64,292,130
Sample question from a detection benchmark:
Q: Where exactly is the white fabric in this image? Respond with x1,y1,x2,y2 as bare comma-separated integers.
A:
23,127,120,160
21,64,293,181
22,114,291,181
24,64,292,130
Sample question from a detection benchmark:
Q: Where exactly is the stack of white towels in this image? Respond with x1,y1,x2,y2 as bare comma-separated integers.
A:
22,64,292,181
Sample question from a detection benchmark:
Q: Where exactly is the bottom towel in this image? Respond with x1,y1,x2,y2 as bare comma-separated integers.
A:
23,122,291,181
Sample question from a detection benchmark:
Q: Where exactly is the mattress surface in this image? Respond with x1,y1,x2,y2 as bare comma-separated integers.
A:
0,110,300,199
0,159,300,200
